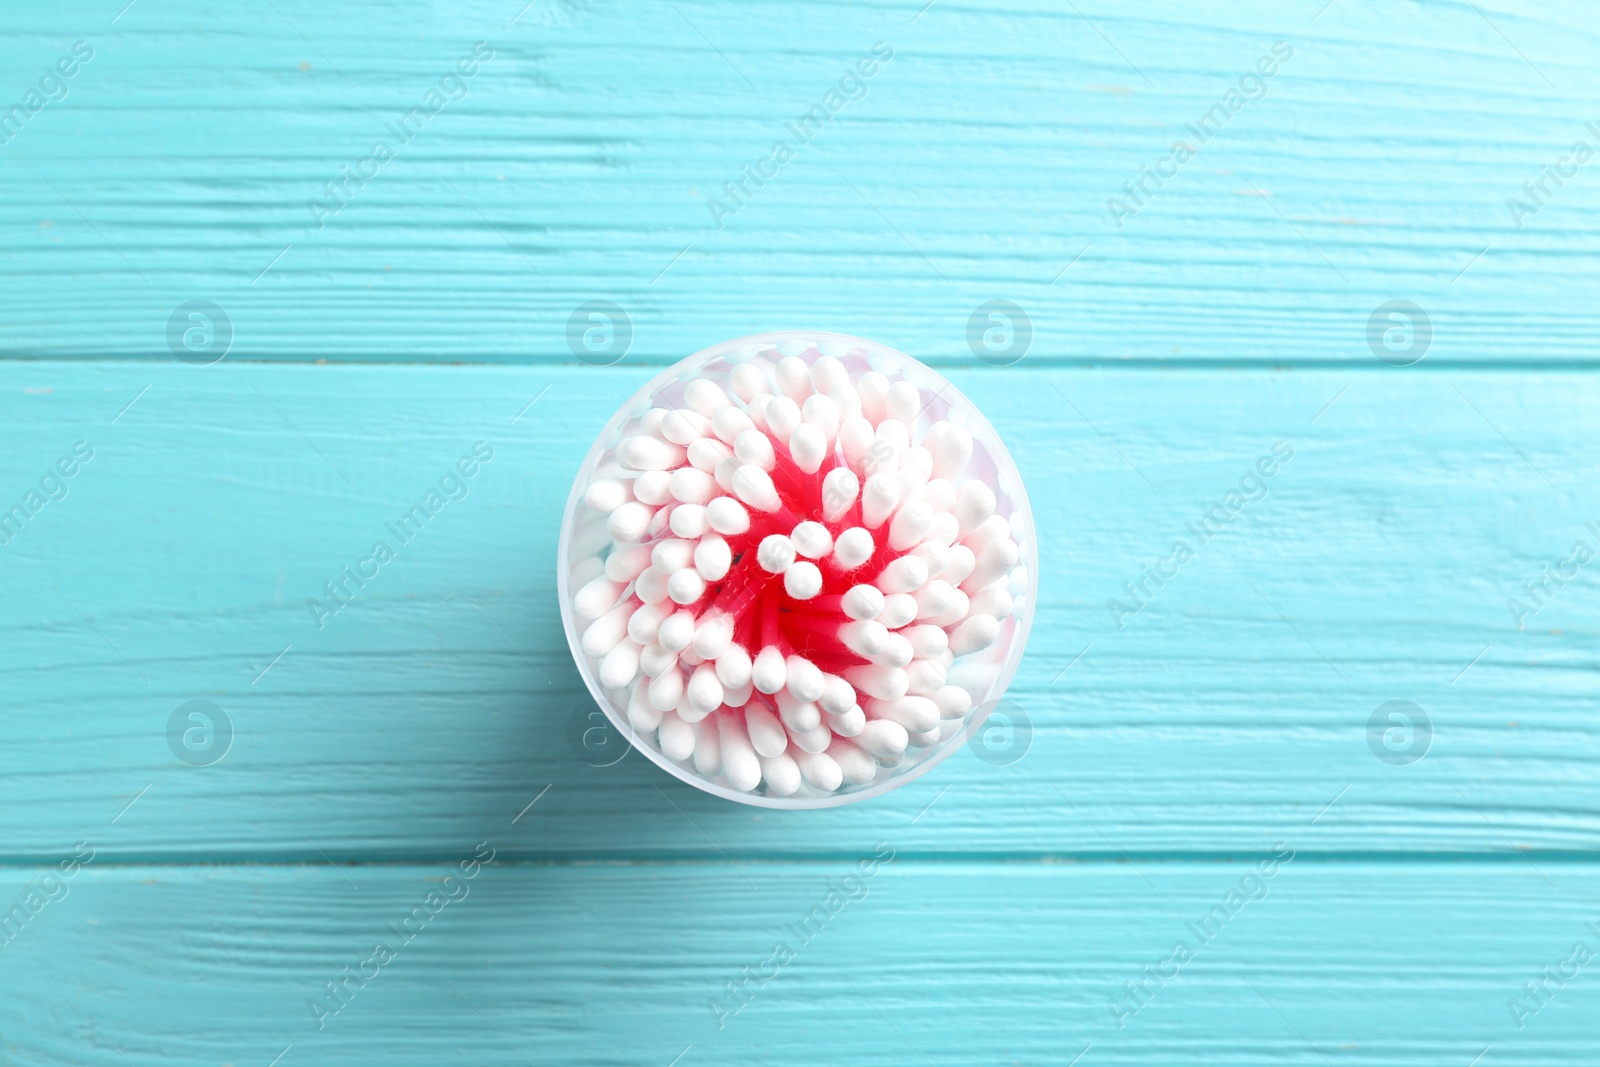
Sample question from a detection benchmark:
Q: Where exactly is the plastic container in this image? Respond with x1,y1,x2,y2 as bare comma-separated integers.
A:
557,331,1035,807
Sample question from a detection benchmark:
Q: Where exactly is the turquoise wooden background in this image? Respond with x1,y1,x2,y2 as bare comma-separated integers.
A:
3,0,1598,1063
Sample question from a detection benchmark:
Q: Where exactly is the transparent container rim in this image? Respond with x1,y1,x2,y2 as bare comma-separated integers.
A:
556,330,1036,809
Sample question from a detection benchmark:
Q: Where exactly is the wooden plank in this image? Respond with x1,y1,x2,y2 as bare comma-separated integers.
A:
3,860,1597,1064
2,361,1596,860
2,1,1598,364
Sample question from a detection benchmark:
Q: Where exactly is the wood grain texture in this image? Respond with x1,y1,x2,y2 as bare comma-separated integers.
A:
5,2,1600,1062
3,362,1595,861
2,1,1599,364
3,862,1597,1066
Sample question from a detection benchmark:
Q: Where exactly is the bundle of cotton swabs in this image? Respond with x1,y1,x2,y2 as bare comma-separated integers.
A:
569,352,1022,796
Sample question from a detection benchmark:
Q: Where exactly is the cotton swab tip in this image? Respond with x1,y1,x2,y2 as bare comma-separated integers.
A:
784,561,823,599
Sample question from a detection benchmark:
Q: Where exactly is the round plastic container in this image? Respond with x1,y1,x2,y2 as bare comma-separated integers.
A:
557,331,1035,807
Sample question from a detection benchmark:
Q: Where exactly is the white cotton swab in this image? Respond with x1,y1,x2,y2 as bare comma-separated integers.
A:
963,537,1020,594
607,501,653,543
776,690,822,732
790,424,827,474
817,674,856,716
758,534,796,574
856,372,890,424
861,472,900,529
659,710,695,760
765,395,802,439
719,715,762,791
933,685,972,719
715,642,752,687
876,556,928,594
711,405,754,444
954,480,995,534
639,408,668,437
667,568,706,604
732,465,782,512
651,538,694,572
692,613,734,659
810,354,849,395
604,544,652,582
745,704,787,758
843,664,909,701
599,639,642,689
661,409,710,445
832,527,874,570
840,619,889,658
784,656,825,702
575,575,625,620
842,584,885,621
730,362,769,402
751,646,787,694
628,682,663,731
628,600,670,644
801,393,840,442
907,542,951,583
933,426,973,480
865,695,939,733
825,704,866,737
790,521,833,559
797,749,844,791
869,633,914,669
695,534,732,580
684,378,731,416
633,470,673,505
948,614,1000,656
670,466,716,505
856,718,909,760
827,737,878,784
880,594,918,629
775,356,813,402
706,496,750,535
581,601,634,658
821,468,859,523
635,567,669,604
692,718,722,777
968,583,1014,619
784,561,822,599
758,751,801,795
640,640,677,678
906,658,948,695
733,429,775,470
888,499,935,552
658,610,695,651
668,504,709,540
788,721,833,754
839,416,874,470
943,544,977,584
585,478,632,512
